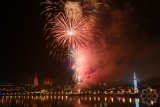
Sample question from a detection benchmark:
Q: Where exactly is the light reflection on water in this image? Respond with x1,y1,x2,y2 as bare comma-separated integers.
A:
0,95,154,107
135,98,139,107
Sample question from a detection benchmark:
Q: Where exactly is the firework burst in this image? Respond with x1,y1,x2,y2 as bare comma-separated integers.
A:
52,12,93,48
42,0,95,58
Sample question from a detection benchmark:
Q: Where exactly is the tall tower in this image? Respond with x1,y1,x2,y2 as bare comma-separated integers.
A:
134,72,138,93
34,73,39,87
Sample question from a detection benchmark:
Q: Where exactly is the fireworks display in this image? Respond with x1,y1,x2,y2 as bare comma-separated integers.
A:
42,0,108,88
42,0,159,89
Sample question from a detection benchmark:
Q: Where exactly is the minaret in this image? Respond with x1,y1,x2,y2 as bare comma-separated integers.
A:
34,73,39,87
134,72,138,93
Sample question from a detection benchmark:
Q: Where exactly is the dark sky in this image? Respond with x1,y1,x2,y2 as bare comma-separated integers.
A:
1,0,160,84
1,0,61,83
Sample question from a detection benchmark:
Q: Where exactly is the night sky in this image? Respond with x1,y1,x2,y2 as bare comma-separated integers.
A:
1,0,160,84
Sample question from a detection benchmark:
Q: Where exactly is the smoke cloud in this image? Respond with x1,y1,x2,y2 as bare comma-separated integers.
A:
75,1,160,88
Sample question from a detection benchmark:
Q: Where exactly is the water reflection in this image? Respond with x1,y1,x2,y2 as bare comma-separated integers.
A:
135,98,139,107
0,95,152,107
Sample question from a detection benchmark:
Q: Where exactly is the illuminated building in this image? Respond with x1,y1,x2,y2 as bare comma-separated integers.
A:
133,72,138,93
34,73,39,87
44,78,53,86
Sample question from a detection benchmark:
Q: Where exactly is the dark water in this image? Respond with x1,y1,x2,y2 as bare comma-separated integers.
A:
0,96,159,107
